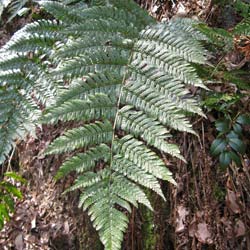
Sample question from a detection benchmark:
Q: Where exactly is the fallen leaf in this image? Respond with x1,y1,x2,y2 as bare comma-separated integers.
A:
195,222,213,244
226,190,241,214
188,218,196,237
235,219,246,237
14,234,24,250
175,205,189,233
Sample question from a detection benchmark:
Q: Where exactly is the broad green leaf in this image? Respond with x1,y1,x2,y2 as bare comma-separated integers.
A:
229,138,246,154
219,151,231,167
210,139,227,156
215,119,230,133
236,114,250,125
233,123,242,134
226,131,239,139
229,151,241,166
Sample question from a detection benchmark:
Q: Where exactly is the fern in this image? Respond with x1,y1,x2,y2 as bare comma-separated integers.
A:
233,17,250,35
0,19,60,164
0,0,207,248
196,23,234,51
0,0,30,23
0,172,26,229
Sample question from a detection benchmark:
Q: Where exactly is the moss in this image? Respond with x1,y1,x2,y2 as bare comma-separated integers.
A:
141,191,158,250
213,183,226,202
141,206,156,250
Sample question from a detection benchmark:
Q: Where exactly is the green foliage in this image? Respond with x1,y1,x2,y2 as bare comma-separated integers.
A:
6,0,30,22
233,17,250,35
0,16,60,164
0,0,206,249
210,114,250,167
196,23,234,51
213,0,250,18
197,2,250,170
223,70,250,90
202,92,242,113
0,172,26,230
196,5,250,51
0,0,30,23
234,0,250,18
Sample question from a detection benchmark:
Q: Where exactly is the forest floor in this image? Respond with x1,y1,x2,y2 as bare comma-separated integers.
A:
0,1,250,250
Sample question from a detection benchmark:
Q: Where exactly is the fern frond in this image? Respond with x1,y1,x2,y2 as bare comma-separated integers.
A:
90,0,155,28
136,24,206,64
56,144,110,179
128,68,204,116
41,1,206,247
113,136,174,183
5,0,29,23
0,52,31,70
46,120,113,155
67,169,110,192
53,48,129,80
196,23,234,50
39,0,85,24
43,94,116,124
56,72,122,106
0,89,40,163
0,19,61,164
168,17,208,41
233,17,250,35
121,84,196,134
132,29,205,86
54,34,133,61
117,107,185,161
62,19,139,40
112,156,164,199
0,0,207,248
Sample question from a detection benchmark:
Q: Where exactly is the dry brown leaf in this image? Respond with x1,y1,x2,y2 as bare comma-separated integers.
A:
188,218,196,237
175,205,189,233
14,234,24,250
226,190,241,214
235,219,246,237
234,35,250,59
195,222,213,244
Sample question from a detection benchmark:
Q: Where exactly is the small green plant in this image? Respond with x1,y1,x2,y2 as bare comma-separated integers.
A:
210,114,250,167
0,172,26,229
197,3,250,169
234,0,250,18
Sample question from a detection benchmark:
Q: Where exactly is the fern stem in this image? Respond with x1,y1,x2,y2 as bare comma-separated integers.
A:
109,53,133,169
106,53,134,248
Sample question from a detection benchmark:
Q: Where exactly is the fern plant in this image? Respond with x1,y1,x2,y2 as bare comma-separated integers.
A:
0,2,61,164
0,0,207,248
0,172,26,230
